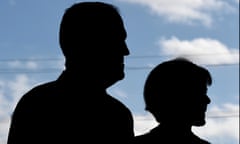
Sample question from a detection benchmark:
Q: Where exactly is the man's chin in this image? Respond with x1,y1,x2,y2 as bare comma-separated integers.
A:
104,72,125,87
113,74,125,83
119,72,125,80
112,70,125,80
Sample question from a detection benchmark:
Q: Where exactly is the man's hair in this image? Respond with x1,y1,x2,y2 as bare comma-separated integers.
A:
59,2,121,58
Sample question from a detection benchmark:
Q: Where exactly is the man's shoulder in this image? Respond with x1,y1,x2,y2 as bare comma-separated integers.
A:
26,81,57,95
16,81,58,106
106,95,130,110
101,94,133,121
194,136,211,144
134,132,153,144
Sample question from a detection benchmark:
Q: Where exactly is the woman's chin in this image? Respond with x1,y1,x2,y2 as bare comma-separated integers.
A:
193,119,206,127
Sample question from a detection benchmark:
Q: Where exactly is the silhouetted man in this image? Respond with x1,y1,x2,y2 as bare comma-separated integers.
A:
134,58,212,144
7,2,134,144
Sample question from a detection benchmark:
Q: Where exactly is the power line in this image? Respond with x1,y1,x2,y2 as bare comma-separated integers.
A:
0,69,61,74
0,62,238,74
207,114,239,119
0,58,63,62
0,51,238,62
0,114,239,123
0,53,238,74
128,53,239,59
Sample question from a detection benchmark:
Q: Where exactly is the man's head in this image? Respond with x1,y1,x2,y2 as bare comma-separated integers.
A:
59,2,129,87
144,58,212,126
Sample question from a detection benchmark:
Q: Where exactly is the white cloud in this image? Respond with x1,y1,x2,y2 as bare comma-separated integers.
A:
8,74,32,99
133,113,158,136
158,37,239,65
0,118,10,144
134,103,239,143
118,0,235,26
5,57,65,74
0,56,64,143
0,81,9,122
208,103,239,118
8,60,38,70
0,74,33,144
0,74,32,118
193,103,239,143
194,117,239,142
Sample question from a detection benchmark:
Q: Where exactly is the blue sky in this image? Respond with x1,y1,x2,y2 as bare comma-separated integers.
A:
0,0,239,143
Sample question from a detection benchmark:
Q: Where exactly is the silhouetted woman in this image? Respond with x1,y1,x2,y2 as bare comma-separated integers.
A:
134,58,212,144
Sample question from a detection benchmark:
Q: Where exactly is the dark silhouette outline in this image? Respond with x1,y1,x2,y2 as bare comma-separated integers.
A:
7,2,134,144
134,57,212,144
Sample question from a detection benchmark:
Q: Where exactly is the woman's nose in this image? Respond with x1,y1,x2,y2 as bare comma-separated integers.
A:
205,95,211,104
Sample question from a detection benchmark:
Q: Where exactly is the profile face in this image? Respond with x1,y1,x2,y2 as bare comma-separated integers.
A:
95,16,129,86
187,85,211,126
65,10,129,86
59,3,130,81
102,21,129,80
